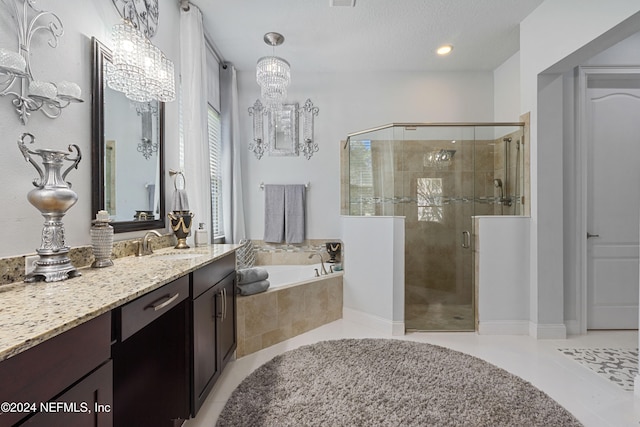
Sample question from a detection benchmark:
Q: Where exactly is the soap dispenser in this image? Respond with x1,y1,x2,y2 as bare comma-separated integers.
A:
195,222,208,247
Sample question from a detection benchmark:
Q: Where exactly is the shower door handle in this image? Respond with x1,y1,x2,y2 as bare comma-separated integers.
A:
461,231,471,249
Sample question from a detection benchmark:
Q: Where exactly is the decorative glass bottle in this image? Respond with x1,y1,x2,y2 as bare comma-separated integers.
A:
91,210,114,268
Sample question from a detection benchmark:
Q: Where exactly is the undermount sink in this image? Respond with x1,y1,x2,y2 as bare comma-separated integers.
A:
151,252,206,261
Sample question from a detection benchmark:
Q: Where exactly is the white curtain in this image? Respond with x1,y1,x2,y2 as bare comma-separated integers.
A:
179,7,211,246
221,65,246,243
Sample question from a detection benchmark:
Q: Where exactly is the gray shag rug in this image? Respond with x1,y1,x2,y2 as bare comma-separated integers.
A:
217,339,582,427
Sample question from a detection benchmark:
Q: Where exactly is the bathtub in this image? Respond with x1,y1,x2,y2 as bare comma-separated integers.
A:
236,263,343,357
261,263,341,290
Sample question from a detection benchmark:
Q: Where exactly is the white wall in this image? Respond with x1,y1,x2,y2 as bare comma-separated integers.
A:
341,216,404,334
520,0,640,337
237,70,494,241
493,52,521,122
0,0,181,258
476,216,530,335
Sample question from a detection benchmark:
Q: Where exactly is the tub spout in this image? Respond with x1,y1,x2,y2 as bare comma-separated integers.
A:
309,253,329,275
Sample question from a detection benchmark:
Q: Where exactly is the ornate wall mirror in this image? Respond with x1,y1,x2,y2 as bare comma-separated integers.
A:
268,103,299,156
91,37,165,233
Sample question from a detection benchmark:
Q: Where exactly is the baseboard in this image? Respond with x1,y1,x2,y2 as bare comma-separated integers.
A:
564,319,581,336
343,307,402,335
529,322,567,339
477,321,529,335
392,321,405,336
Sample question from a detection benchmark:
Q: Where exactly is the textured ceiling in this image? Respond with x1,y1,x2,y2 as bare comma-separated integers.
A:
191,0,544,73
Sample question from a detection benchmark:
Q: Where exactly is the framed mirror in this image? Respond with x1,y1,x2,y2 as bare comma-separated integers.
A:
268,103,299,156
91,37,165,233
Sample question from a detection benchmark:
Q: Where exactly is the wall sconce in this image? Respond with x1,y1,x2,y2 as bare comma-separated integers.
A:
248,99,266,160
298,99,319,160
0,0,83,125
137,109,158,160
249,98,319,160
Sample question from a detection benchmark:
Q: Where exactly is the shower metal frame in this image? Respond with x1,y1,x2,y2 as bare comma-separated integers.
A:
344,122,526,148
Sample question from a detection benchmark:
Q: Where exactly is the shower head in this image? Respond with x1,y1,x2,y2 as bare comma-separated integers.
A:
493,179,503,188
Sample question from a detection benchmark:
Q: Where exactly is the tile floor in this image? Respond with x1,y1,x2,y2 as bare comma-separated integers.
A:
184,319,640,427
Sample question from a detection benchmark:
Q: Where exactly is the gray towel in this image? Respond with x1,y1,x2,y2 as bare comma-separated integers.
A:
237,267,269,285
171,189,190,211
285,185,306,244
264,185,285,243
237,279,270,296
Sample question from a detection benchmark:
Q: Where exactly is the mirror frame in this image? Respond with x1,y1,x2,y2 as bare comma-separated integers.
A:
91,37,166,233
268,103,299,156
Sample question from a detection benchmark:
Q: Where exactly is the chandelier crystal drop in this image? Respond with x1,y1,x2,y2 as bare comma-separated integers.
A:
108,20,175,103
256,32,290,109
256,56,290,107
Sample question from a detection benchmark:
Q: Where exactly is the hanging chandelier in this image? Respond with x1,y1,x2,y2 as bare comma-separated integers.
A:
107,20,175,103
256,32,290,109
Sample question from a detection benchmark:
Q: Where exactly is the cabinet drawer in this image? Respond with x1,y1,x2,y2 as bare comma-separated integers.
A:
0,313,111,427
120,275,189,341
192,253,235,298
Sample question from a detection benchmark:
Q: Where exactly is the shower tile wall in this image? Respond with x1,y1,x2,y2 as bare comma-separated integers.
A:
403,139,494,330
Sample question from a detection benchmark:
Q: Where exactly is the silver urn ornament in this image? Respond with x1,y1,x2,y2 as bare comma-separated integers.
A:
18,133,82,282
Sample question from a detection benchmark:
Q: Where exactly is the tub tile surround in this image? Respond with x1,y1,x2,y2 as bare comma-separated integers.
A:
0,234,176,286
236,274,343,357
0,244,238,361
251,239,343,266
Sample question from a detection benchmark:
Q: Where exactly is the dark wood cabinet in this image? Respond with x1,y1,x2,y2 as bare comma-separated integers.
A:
23,361,113,427
0,313,111,427
0,249,238,427
191,253,236,416
218,272,237,368
112,275,190,427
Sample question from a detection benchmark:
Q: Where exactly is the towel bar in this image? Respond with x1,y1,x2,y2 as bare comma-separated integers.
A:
260,182,309,190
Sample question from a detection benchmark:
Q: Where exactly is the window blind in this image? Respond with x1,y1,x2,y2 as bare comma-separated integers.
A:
208,106,223,239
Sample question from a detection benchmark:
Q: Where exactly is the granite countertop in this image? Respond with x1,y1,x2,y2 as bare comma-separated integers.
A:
0,244,239,362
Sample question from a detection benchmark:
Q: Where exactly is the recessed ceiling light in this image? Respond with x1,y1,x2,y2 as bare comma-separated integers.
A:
437,45,453,56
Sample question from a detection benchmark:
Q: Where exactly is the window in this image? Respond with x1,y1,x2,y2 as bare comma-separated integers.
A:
348,139,375,216
417,178,443,222
208,106,224,239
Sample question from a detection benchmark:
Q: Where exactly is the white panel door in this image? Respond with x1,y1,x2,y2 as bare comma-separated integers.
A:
587,84,640,329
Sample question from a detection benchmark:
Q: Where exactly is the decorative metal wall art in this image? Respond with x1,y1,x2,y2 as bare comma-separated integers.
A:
249,98,319,160
111,0,159,38
0,0,83,125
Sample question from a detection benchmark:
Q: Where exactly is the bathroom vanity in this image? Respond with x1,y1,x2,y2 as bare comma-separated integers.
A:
0,244,238,427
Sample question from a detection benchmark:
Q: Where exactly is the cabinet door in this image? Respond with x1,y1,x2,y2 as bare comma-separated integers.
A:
113,291,190,427
217,272,237,369
192,285,220,415
24,361,113,427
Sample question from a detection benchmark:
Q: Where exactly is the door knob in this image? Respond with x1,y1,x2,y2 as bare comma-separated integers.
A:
587,232,600,239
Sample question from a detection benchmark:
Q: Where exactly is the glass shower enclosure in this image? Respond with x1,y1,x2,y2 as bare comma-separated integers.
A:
341,123,526,331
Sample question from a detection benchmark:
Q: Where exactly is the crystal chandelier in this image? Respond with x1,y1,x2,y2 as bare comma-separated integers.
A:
256,32,290,109
107,20,175,103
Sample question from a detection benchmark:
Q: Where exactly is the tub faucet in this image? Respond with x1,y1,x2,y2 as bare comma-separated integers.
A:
309,253,328,275
137,230,163,256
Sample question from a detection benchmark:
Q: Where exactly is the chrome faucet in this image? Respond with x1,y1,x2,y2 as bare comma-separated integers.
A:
137,230,163,256
308,253,328,275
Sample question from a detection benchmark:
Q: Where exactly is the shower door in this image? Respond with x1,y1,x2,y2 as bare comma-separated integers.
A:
400,127,476,331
